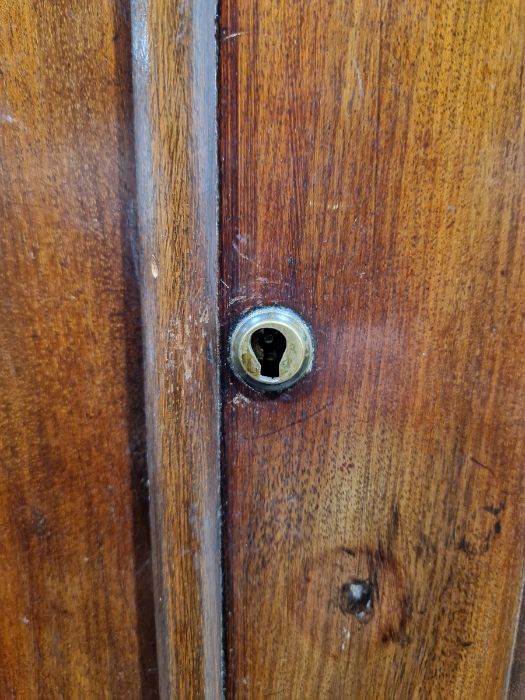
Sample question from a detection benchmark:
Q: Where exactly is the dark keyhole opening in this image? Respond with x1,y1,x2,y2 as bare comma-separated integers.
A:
250,327,287,378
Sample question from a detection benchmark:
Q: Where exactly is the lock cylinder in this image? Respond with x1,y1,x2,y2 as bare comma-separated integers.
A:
229,306,314,392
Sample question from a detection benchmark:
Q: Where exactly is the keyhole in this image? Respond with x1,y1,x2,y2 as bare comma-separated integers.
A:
250,328,287,378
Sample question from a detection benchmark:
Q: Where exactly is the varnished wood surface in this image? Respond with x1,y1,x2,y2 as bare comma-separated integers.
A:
220,1,525,697
131,0,222,697
0,0,158,697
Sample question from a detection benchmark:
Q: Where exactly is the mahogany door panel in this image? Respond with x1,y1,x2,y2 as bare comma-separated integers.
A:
0,1,157,696
2,0,525,697
219,1,525,697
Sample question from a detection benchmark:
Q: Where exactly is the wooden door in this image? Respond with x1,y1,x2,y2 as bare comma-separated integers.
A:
2,0,525,698
218,1,525,697
0,1,158,696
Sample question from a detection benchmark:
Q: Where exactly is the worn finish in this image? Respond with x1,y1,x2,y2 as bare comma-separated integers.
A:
131,0,222,697
0,0,157,696
220,1,525,697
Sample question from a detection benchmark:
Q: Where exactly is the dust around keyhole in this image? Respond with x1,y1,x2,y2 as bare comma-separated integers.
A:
250,327,287,379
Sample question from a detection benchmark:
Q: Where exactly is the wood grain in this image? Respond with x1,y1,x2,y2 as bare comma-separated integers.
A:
131,0,222,697
220,1,525,697
0,0,158,696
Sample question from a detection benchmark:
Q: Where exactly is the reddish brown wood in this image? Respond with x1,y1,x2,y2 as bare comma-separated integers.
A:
131,0,222,697
0,0,157,696
220,1,525,697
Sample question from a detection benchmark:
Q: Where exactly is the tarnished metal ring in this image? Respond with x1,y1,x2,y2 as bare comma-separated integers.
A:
229,306,314,392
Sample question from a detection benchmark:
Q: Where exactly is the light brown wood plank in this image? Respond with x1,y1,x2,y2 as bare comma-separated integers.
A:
0,0,158,696
131,0,222,696
220,1,525,697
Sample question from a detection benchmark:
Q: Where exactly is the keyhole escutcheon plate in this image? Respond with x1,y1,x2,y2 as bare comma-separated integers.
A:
229,306,315,392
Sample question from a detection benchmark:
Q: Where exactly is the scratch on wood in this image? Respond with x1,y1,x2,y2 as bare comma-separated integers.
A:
222,31,246,41
470,455,497,478
250,401,334,440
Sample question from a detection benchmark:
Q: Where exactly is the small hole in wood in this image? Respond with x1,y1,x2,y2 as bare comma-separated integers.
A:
339,579,374,621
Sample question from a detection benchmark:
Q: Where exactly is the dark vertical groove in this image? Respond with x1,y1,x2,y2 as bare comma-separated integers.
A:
216,1,227,695
115,3,160,696
217,0,239,695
